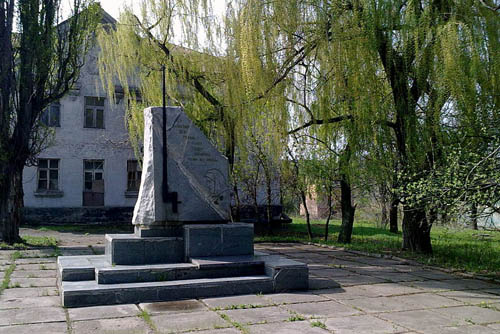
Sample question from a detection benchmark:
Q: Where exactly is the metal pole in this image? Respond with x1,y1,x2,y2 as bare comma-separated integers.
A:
162,65,168,203
161,65,178,212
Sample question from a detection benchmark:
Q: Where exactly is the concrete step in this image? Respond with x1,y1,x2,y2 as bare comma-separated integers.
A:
57,255,107,282
96,259,265,284
59,255,266,285
61,275,274,307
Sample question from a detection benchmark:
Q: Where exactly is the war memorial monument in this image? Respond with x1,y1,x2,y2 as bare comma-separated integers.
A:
57,105,308,307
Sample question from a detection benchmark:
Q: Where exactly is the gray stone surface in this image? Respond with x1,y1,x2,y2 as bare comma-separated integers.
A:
262,292,328,304
0,306,66,326
97,262,197,284
150,310,230,332
283,300,361,318
105,234,184,265
220,305,292,324
68,304,139,321
10,270,56,278
71,316,151,334
377,309,468,331
324,314,407,333
247,321,330,334
132,107,231,227
0,287,59,298
184,223,254,258
0,296,60,309
438,290,500,305
202,294,271,309
9,277,55,288
433,305,500,325
0,322,68,334
139,299,208,314
62,275,274,307
259,255,308,291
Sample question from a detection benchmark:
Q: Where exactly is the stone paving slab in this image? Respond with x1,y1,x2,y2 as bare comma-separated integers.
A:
404,279,499,292
407,270,459,280
0,296,60,309
377,309,468,331
283,300,362,318
0,322,68,334
438,290,500,305
0,287,58,298
369,272,426,282
220,305,292,324
9,277,56,288
68,304,140,321
140,300,209,314
314,286,382,300
353,283,424,297
0,306,66,326
327,273,388,286
10,270,56,278
262,291,329,304
324,314,407,333
308,276,342,290
15,263,57,271
433,305,500,325
202,294,270,309
424,325,500,334
185,328,240,334
150,310,230,332
246,320,330,334
71,316,152,334
15,258,56,265
310,268,355,278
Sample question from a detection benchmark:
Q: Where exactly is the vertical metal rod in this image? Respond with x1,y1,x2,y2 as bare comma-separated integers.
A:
162,65,168,203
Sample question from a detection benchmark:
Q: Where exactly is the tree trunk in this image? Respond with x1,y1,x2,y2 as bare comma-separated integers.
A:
402,206,432,254
0,163,24,243
337,177,356,243
300,190,313,240
471,204,478,230
389,194,399,233
324,188,332,241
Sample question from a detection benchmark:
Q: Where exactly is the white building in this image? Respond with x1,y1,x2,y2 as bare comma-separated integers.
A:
22,11,140,224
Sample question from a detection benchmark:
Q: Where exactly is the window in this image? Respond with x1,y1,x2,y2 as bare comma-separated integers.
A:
127,160,142,191
37,159,59,191
83,160,104,191
41,104,60,127
84,97,105,128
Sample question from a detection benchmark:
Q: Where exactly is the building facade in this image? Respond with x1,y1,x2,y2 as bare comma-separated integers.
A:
22,11,140,224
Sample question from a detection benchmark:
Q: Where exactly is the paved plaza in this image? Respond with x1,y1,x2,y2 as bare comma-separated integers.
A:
0,228,499,333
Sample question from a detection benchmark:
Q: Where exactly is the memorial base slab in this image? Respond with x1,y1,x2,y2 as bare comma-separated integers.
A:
57,223,308,307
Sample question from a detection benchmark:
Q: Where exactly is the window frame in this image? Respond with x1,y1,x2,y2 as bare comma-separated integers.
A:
83,96,105,129
36,158,60,192
41,103,61,127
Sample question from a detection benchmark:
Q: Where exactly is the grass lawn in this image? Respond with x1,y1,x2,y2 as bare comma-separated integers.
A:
0,235,58,250
256,217,500,278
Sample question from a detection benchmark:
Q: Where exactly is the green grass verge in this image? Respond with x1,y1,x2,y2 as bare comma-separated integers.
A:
30,224,133,234
0,235,58,250
256,217,500,278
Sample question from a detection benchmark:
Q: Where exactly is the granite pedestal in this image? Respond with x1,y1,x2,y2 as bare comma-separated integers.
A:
57,223,308,307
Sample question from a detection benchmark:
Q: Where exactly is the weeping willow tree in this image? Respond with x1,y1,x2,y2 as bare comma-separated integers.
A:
97,0,289,225
234,0,499,253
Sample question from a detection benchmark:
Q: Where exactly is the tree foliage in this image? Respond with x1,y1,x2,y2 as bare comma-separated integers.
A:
98,0,499,252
